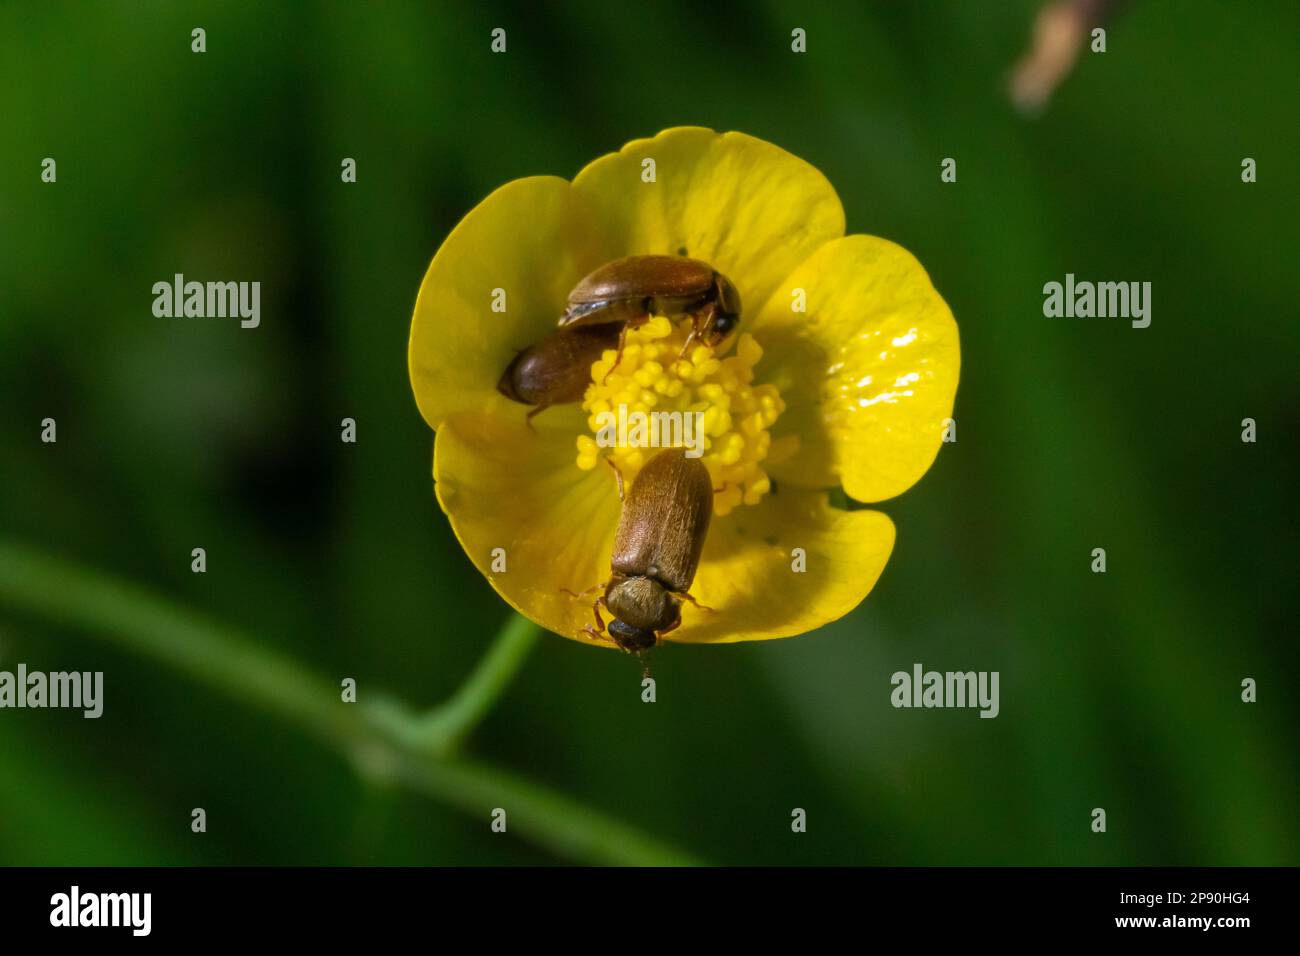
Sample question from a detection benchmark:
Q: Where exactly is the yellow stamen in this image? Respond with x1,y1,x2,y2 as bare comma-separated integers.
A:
575,316,786,517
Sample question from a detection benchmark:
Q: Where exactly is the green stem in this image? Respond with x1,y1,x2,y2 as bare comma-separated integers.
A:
0,544,356,745
388,756,695,866
411,612,541,755
0,540,699,867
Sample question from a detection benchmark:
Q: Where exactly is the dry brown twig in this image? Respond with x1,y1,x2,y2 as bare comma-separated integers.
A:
1010,0,1126,115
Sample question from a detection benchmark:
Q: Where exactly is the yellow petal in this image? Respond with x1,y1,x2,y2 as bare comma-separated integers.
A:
753,235,960,503
433,409,623,648
572,127,846,323
673,492,896,644
409,176,614,431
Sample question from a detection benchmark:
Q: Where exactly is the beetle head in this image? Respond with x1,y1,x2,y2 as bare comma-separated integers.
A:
704,274,742,344
607,618,658,653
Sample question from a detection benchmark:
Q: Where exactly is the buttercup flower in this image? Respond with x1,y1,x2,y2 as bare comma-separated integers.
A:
409,127,959,646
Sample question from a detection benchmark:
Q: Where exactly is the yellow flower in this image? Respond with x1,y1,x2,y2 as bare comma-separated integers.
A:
409,127,959,647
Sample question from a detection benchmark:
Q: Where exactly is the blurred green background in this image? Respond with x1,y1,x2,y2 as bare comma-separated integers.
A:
1,0,1296,866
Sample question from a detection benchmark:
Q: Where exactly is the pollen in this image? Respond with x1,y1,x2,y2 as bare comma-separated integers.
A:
574,316,787,517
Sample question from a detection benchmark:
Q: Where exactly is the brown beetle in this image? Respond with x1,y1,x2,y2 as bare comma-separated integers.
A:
565,448,714,656
497,323,622,423
558,254,741,372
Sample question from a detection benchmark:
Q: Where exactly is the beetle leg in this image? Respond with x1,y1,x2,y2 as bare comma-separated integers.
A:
601,324,630,383
677,323,699,358
577,599,608,642
604,458,626,500
524,403,549,430
677,304,714,357
673,590,715,613
560,583,605,599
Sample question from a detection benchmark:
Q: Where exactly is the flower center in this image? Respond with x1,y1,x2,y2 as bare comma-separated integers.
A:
574,316,787,517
